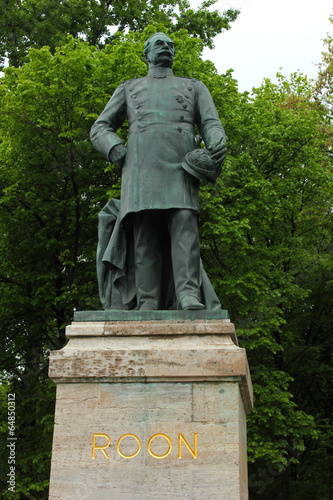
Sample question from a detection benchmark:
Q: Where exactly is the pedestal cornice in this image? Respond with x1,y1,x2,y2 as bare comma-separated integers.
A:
49,315,253,414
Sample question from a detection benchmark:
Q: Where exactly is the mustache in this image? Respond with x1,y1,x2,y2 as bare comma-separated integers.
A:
157,50,173,57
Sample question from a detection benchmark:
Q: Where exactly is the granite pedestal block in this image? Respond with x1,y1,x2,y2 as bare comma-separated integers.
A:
48,312,253,500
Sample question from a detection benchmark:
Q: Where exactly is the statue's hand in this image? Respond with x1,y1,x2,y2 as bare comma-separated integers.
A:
109,143,127,171
209,139,227,166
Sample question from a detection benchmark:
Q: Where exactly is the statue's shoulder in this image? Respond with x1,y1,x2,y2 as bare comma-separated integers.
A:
176,76,200,83
174,76,204,90
122,77,146,85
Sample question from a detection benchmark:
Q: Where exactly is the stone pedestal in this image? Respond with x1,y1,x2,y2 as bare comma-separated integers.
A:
48,311,253,500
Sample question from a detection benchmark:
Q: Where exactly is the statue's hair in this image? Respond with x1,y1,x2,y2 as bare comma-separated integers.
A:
143,33,175,62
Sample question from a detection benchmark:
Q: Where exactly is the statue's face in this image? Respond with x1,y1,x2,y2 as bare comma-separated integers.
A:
146,35,175,67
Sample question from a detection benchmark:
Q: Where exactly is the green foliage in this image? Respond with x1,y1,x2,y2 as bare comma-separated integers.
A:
315,16,333,117
248,367,317,465
0,0,238,67
173,0,239,49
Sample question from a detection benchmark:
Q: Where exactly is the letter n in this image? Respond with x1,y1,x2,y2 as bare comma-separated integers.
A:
178,433,198,459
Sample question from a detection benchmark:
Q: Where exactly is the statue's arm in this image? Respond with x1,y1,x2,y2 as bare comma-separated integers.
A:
196,81,227,166
90,83,127,161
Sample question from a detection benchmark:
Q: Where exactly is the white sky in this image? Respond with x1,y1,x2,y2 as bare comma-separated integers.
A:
191,0,333,92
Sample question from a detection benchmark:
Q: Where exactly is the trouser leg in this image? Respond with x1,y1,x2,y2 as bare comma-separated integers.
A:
133,211,162,310
167,209,204,308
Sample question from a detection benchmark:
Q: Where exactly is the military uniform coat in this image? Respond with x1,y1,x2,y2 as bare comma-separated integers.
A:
90,66,226,223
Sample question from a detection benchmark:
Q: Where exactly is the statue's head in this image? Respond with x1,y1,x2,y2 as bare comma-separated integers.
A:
143,33,175,68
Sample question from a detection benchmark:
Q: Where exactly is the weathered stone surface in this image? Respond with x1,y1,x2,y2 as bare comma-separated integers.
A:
67,318,236,341
49,320,252,413
49,319,252,499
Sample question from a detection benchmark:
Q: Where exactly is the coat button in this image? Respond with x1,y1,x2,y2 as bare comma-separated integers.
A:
180,116,184,121
182,104,187,109
177,127,182,132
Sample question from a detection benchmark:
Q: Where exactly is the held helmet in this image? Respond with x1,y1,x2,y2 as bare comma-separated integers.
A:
181,148,221,184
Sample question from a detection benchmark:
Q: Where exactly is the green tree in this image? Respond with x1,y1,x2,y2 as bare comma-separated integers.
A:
315,16,333,117
0,0,238,67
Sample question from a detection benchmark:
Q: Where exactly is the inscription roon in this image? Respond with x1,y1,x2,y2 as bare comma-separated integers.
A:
91,433,198,460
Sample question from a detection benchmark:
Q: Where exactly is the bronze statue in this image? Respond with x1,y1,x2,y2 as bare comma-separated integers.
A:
91,33,227,311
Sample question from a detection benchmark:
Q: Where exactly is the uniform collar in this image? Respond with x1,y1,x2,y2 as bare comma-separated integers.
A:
148,66,174,78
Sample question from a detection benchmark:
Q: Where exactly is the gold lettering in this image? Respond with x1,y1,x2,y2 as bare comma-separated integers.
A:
178,433,198,459
91,433,110,459
147,433,172,459
117,434,141,459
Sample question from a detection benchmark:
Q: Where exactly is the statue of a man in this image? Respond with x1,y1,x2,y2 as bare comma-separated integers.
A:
90,32,227,311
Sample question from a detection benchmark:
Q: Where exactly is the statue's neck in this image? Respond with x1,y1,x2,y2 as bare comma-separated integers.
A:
148,66,174,78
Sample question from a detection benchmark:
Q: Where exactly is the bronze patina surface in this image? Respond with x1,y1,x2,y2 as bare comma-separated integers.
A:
90,33,227,311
